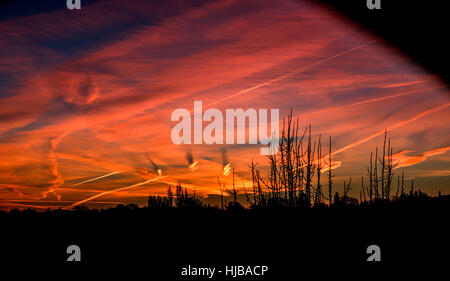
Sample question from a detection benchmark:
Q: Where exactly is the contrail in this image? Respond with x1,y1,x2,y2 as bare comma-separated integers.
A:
331,102,450,156
71,171,123,186
295,102,449,171
0,202,53,210
67,175,167,208
42,131,71,200
300,86,446,118
203,38,379,109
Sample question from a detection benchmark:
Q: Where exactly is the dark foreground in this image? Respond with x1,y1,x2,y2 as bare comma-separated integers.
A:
1,199,449,279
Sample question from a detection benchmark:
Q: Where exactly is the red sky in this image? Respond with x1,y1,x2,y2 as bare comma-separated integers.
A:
0,0,448,210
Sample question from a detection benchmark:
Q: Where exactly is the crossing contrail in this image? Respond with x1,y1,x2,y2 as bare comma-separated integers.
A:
203,38,379,109
331,102,450,156
300,85,446,118
66,175,167,208
295,102,449,172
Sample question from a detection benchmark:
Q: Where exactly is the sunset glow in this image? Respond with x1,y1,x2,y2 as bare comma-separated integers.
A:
0,0,448,210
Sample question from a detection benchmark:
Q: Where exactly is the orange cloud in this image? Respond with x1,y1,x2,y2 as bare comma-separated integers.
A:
393,146,450,168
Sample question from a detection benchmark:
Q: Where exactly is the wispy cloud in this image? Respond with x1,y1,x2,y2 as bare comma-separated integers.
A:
393,146,450,169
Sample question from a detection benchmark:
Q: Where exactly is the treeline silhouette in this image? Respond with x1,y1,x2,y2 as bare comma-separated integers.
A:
1,114,448,279
1,112,448,216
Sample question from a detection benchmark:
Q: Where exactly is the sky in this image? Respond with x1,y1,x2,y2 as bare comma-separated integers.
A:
0,0,448,210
